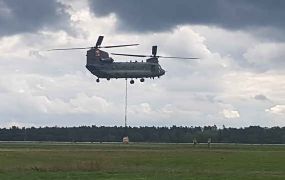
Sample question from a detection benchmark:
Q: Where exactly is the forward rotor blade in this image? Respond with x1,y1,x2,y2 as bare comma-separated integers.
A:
47,47,91,51
157,56,199,59
101,44,139,48
95,36,104,47
111,53,148,57
46,44,139,51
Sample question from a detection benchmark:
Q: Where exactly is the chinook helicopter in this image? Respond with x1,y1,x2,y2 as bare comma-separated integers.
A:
48,36,198,84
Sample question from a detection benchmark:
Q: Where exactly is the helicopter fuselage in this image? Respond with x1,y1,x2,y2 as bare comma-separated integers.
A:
85,48,165,80
86,60,165,79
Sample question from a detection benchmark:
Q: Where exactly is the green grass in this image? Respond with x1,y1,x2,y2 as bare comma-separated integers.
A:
0,142,284,179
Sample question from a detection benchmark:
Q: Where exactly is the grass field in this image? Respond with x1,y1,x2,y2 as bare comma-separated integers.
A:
0,142,284,179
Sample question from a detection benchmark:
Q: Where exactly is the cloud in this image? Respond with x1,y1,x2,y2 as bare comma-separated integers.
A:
1,23,284,127
0,1,285,128
0,0,70,36
222,109,240,119
88,0,285,33
243,42,285,71
266,105,285,115
254,94,269,101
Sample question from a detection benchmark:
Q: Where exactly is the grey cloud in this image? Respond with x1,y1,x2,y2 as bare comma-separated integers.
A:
254,94,269,101
89,0,285,33
0,0,70,36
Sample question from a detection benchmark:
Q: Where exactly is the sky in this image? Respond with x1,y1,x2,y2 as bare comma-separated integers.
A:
0,0,284,128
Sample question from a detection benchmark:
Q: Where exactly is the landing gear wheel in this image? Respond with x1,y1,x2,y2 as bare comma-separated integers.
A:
96,79,100,83
140,78,145,82
107,78,110,81
130,79,134,84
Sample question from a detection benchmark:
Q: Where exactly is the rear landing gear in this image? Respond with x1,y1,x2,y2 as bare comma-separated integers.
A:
140,78,145,82
130,79,134,84
96,78,100,83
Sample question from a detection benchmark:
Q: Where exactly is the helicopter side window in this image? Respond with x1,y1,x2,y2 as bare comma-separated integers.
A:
101,57,114,63
95,50,100,56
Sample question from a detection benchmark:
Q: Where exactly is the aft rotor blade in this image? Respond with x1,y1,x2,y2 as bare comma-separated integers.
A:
101,44,139,48
95,36,104,48
157,56,199,59
152,46,157,56
47,47,91,51
111,53,148,57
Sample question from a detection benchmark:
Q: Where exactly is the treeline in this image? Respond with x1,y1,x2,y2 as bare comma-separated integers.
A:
0,125,284,144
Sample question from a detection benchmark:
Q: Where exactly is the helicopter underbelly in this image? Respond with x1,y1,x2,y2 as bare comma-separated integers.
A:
92,69,153,78
107,70,153,78
86,63,164,79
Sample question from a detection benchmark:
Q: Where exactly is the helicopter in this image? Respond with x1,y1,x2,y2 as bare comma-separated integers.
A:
48,36,198,84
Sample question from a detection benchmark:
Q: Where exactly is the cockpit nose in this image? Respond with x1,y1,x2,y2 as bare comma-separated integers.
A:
160,69,166,75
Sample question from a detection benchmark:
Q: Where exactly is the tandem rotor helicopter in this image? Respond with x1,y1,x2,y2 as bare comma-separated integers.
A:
48,36,198,84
